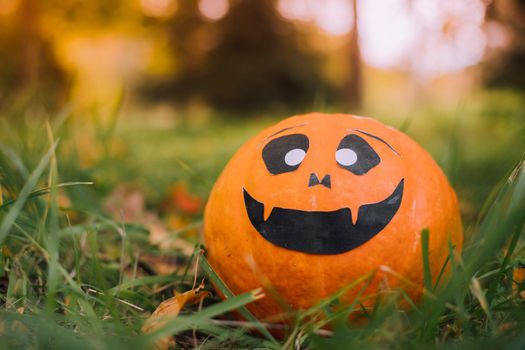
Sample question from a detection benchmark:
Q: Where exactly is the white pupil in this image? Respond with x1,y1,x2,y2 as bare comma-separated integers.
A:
336,148,358,166
284,148,306,166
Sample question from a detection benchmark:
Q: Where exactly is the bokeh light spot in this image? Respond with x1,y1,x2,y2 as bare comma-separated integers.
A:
140,0,177,18
0,0,18,16
199,0,229,21
278,0,354,36
279,0,488,78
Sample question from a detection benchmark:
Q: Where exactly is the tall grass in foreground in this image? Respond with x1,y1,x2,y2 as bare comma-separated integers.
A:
1,113,525,350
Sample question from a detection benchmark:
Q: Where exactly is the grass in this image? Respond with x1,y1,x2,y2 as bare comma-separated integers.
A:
1,92,525,349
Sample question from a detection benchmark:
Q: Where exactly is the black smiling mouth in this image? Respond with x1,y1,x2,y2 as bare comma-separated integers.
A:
243,179,404,255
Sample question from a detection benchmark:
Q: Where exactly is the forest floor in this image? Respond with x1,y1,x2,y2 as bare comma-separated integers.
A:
1,91,525,349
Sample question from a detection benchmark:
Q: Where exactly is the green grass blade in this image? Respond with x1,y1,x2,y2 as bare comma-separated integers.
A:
421,228,433,292
139,288,265,348
0,143,29,179
0,140,58,245
107,275,181,295
199,254,279,344
0,182,94,210
486,222,522,303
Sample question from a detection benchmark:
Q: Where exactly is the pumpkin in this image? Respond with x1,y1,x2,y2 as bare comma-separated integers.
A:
204,113,462,321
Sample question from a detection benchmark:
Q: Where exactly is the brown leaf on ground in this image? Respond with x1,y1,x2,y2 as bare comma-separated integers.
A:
104,184,151,222
513,266,525,297
147,221,173,251
57,190,72,209
0,307,29,338
104,184,197,254
139,254,185,275
2,245,12,257
142,283,209,350
161,183,203,216
147,220,197,255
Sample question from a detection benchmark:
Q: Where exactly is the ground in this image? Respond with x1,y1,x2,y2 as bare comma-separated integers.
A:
0,92,524,349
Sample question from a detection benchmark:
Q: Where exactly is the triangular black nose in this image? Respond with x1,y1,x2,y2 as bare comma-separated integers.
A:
308,173,319,187
320,174,331,188
308,173,331,188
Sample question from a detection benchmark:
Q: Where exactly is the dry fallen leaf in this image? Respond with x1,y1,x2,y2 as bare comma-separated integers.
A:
104,184,196,254
147,221,173,251
148,224,196,257
513,266,525,298
161,183,203,216
139,254,185,276
104,184,151,222
2,245,12,257
0,307,29,339
142,283,209,350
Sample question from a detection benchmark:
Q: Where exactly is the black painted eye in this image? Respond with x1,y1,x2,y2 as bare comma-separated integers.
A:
262,134,309,174
336,134,380,175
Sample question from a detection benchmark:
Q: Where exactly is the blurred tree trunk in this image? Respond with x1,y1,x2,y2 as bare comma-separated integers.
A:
143,0,332,113
484,0,525,91
17,0,39,90
344,0,363,109
0,0,67,110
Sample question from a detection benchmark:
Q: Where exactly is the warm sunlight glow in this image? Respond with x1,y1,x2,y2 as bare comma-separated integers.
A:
278,0,354,36
279,0,488,78
359,0,487,78
0,0,18,16
358,0,415,69
199,0,229,21
140,0,177,18
485,21,511,49
60,36,151,108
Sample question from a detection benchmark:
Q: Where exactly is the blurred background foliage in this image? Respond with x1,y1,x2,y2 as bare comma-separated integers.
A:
0,0,523,223
0,0,525,348
0,0,523,221
0,0,523,112
142,0,334,111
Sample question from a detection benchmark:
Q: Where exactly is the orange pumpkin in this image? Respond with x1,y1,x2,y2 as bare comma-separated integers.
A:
204,113,462,321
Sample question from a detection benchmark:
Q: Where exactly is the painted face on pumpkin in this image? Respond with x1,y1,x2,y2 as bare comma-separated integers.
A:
205,113,463,321
242,125,404,255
